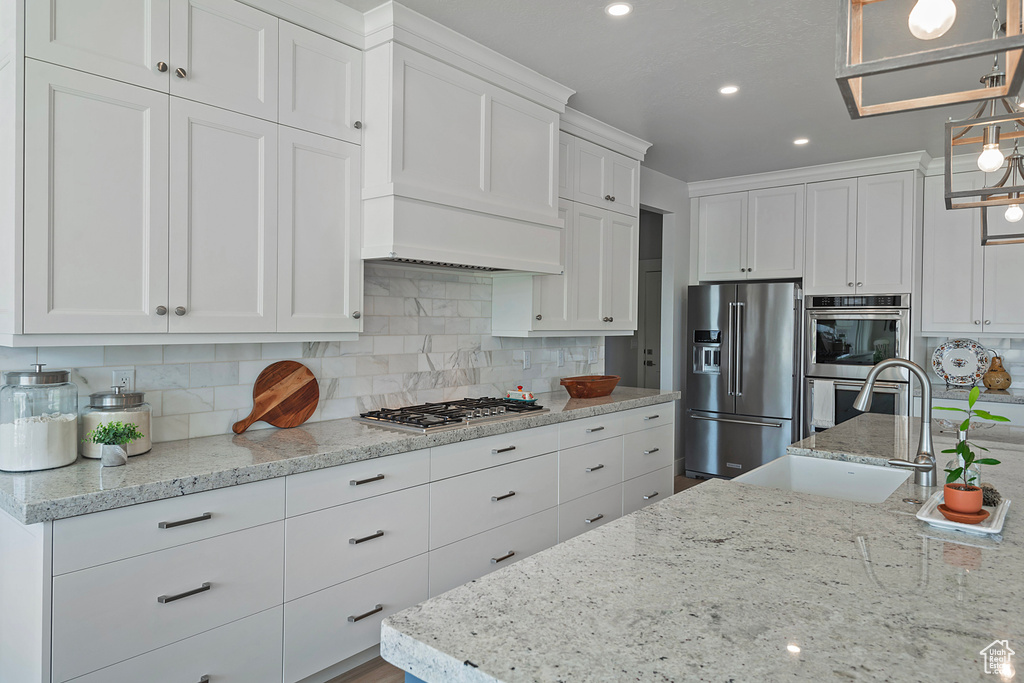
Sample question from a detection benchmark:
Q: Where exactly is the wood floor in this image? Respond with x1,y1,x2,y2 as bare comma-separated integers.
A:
332,475,704,683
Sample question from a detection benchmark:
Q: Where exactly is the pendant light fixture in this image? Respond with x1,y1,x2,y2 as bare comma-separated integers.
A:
836,0,1024,119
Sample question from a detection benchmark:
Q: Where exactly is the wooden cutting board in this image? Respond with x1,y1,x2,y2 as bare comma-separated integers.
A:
232,361,319,434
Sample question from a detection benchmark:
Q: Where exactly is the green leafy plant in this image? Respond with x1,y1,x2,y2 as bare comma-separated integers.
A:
84,421,145,447
934,386,1008,487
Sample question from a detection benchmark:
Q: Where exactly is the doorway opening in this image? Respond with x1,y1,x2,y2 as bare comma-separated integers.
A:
605,209,662,389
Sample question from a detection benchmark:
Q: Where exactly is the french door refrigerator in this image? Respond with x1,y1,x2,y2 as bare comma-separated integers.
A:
684,282,802,479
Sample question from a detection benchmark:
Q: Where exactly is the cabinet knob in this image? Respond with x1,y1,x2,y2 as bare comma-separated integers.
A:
847,282,854,288
353,120,362,129
175,67,187,79
155,306,167,316
352,311,361,319
156,62,168,73
602,317,609,322
604,195,612,201
608,316,613,322
610,196,616,202
535,314,542,320
974,320,981,325
175,306,186,316
985,320,992,325
857,282,863,287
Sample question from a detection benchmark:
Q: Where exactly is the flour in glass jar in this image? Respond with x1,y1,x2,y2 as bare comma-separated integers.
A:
0,412,78,471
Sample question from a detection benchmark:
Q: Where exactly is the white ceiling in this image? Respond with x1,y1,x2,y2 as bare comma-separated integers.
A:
343,1,1014,183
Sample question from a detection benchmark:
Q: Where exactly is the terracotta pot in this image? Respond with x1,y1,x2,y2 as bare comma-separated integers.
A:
944,483,983,514
983,356,1012,390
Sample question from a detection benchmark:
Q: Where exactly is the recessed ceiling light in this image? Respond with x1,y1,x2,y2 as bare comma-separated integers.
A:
793,138,810,145
718,85,739,95
787,644,801,654
605,2,633,17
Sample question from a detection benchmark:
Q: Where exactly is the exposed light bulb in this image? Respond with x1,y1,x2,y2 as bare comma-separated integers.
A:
978,144,1005,173
908,0,957,40
1006,204,1023,222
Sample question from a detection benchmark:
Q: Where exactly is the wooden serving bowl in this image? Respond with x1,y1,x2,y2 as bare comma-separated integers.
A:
559,375,620,399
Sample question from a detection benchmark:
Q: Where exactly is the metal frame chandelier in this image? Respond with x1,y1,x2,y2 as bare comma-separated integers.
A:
836,0,1024,119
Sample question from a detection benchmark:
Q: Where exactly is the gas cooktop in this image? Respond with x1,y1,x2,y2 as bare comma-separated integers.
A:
355,397,548,434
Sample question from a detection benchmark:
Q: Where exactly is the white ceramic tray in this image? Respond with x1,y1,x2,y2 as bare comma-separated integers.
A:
916,490,1010,536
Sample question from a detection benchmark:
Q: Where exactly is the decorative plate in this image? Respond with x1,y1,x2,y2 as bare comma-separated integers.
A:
931,339,992,386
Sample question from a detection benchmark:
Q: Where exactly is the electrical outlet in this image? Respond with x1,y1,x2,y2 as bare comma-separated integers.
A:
588,347,599,364
111,369,134,391
557,348,565,367
522,350,532,370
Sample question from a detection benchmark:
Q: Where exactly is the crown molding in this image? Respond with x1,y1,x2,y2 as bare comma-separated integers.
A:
687,151,931,197
560,107,652,161
242,0,364,47
363,2,574,112
926,153,991,176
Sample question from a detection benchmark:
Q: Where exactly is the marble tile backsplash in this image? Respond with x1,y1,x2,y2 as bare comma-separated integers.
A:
0,265,604,443
924,336,1024,386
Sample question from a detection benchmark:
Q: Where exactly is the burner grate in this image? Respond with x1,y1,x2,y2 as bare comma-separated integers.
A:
357,397,546,433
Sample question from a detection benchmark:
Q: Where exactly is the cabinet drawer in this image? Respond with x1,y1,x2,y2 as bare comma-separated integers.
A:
283,554,428,683
431,424,557,481
69,606,283,683
53,478,285,575
558,484,622,543
429,453,557,549
428,507,557,597
558,437,623,503
558,412,625,450
623,466,674,516
621,404,675,433
52,522,284,683
623,424,674,481
286,448,429,517
285,484,428,601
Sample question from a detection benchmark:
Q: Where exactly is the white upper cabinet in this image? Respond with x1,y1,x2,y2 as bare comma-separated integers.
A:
698,192,747,281
531,200,574,330
573,137,640,216
603,209,640,329
278,21,361,143
570,203,638,331
169,0,278,121
168,98,278,333
983,241,1024,335
26,0,172,91
805,178,857,294
278,127,362,333
23,61,170,335
558,132,575,200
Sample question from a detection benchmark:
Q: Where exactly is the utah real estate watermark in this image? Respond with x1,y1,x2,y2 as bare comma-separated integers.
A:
981,640,1016,677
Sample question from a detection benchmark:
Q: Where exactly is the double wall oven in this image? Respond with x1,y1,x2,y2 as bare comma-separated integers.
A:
803,294,911,435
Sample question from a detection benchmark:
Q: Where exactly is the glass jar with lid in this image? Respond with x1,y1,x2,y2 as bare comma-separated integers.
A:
0,364,79,472
80,386,152,459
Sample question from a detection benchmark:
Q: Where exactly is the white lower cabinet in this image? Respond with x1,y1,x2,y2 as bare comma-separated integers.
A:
428,507,558,597
283,554,428,683
623,465,674,515
558,438,623,503
69,606,283,683
623,424,674,481
557,484,622,543
52,521,284,683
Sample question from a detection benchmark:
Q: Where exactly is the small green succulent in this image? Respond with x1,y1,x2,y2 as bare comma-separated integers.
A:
84,421,145,446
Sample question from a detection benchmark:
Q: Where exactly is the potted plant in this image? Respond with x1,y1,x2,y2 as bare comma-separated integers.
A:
84,420,146,468
934,387,1009,514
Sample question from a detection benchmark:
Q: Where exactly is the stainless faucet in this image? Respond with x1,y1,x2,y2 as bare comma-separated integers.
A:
853,358,936,487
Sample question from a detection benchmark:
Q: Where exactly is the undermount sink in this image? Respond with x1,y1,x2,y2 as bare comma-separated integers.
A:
734,455,911,503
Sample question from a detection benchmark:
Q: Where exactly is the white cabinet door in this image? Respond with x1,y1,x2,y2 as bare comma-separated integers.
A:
856,171,915,295
805,178,857,295
983,242,1024,335
279,21,361,143
488,90,560,218
169,0,278,121
532,199,572,330
573,137,639,215
558,131,575,200
921,174,985,334
603,211,639,330
26,0,171,91
571,203,607,329
747,185,804,280
278,127,361,333
607,149,640,215
23,61,169,334
169,98,277,333
697,192,746,281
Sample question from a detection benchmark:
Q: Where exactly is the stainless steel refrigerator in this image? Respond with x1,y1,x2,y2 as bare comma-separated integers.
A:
684,282,802,479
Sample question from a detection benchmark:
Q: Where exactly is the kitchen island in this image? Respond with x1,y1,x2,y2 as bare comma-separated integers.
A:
381,414,1024,682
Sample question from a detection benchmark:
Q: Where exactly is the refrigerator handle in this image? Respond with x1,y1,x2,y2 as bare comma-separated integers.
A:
735,302,745,397
726,302,736,396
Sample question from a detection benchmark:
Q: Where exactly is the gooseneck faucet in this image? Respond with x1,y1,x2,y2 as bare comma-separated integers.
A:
853,358,936,487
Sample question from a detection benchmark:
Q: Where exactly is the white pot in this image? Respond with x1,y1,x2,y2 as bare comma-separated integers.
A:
100,444,128,467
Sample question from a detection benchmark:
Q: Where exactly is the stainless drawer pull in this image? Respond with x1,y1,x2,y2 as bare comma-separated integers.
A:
492,446,516,454
348,604,383,623
643,491,660,501
644,448,660,455
350,474,385,486
644,414,660,421
158,512,212,529
349,530,385,545
157,582,211,604
586,426,605,433
492,490,516,502
491,550,515,564
585,514,604,524
199,677,210,683
585,464,605,472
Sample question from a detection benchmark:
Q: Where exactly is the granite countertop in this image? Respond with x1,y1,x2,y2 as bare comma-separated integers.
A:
0,388,679,525
919,384,1024,405
381,414,1024,683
